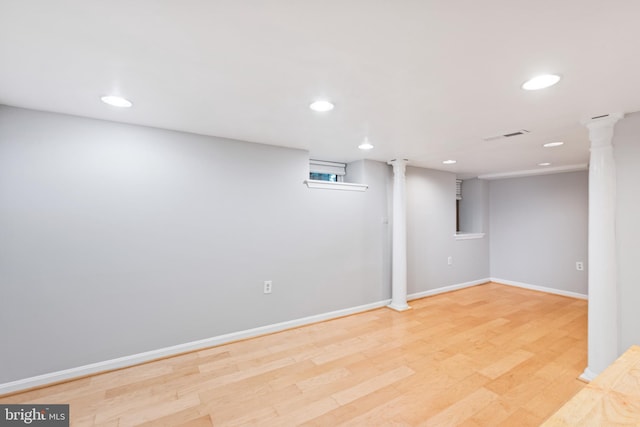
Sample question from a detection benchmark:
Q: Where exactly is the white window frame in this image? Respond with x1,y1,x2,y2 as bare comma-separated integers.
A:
304,159,368,191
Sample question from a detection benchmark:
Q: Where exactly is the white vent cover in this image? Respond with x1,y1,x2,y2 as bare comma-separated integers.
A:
483,129,531,142
456,179,462,201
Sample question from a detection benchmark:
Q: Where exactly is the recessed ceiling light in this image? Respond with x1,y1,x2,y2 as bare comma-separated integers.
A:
538,162,552,167
309,100,334,112
543,141,564,148
101,95,133,108
522,74,561,91
358,137,374,150
443,160,457,165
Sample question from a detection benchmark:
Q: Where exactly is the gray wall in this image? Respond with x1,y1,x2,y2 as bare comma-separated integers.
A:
0,106,392,383
489,171,588,295
406,167,490,294
614,111,640,353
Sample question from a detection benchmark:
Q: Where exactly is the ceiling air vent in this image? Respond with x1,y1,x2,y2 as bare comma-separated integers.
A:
483,129,530,142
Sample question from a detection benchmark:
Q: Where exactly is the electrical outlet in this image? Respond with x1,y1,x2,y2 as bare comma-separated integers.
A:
447,256,453,266
264,280,272,294
576,262,584,271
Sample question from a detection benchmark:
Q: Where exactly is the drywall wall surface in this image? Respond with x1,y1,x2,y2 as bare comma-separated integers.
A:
0,106,391,383
614,111,640,354
489,171,588,294
406,167,489,294
345,159,365,184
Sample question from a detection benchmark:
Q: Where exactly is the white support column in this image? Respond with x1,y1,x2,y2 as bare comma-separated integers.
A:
580,112,623,382
387,159,410,311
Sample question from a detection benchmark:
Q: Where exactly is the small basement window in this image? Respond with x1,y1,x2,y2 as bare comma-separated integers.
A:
304,159,368,192
310,172,338,182
309,160,345,182
456,179,462,233
455,178,486,240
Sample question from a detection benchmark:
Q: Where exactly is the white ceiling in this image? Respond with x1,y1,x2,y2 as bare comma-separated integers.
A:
1,1,639,178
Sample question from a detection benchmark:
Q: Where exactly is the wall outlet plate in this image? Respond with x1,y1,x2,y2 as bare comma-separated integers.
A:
264,280,272,294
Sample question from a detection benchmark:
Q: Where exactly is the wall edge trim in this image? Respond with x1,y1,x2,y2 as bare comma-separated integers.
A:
407,278,491,301
491,277,588,300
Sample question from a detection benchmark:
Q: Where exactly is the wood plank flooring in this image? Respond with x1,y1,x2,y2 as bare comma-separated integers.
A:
0,282,588,426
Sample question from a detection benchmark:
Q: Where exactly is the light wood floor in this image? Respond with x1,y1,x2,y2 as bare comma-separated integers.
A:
0,282,588,426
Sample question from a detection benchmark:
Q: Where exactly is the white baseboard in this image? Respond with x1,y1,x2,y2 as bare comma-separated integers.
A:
0,299,391,396
407,278,490,301
579,367,597,382
491,277,588,300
